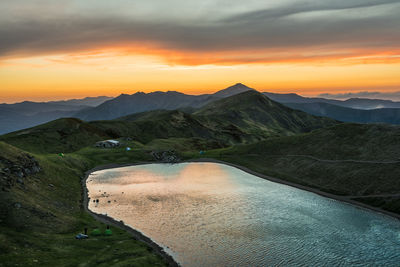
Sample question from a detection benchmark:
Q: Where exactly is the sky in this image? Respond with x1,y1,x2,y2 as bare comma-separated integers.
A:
1,0,400,103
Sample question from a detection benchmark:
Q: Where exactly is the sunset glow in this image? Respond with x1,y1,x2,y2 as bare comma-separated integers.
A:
1,0,400,103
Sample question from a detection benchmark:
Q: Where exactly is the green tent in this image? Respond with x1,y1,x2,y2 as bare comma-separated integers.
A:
91,228,101,236
104,229,112,236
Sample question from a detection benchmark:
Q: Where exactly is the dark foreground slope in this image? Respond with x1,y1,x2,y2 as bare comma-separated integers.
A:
0,141,169,266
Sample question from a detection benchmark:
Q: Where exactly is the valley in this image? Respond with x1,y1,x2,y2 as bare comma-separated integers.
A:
1,86,400,266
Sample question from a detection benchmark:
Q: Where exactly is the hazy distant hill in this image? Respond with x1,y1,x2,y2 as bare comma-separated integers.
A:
286,102,400,124
76,83,254,121
49,96,112,107
0,102,89,135
264,92,400,109
78,84,400,123
75,91,216,121
0,101,87,115
0,108,77,135
0,96,113,134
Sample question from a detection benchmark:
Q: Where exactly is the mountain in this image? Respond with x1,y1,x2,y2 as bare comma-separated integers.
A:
0,108,77,135
76,83,255,121
4,83,400,135
1,91,337,153
285,102,400,124
75,91,216,121
212,83,254,98
0,101,90,135
0,101,87,115
341,98,400,109
194,91,336,138
49,96,113,107
264,92,400,109
115,91,336,145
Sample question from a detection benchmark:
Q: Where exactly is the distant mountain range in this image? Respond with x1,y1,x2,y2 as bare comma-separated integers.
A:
48,96,113,107
0,96,111,134
1,90,336,153
285,102,400,125
264,92,400,109
1,83,400,134
75,83,253,121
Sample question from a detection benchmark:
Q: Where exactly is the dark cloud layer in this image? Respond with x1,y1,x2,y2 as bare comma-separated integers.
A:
1,0,399,60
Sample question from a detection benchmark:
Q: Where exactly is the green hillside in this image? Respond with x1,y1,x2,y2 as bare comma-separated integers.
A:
0,141,168,266
184,123,400,214
0,118,109,154
195,91,337,139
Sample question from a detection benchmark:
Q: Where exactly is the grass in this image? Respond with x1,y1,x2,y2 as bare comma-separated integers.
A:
182,123,400,209
0,215,164,267
0,141,167,266
352,197,400,215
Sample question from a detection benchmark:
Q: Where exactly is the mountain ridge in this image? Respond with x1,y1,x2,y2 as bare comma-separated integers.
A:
1,90,337,153
2,83,400,135
286,102,400,124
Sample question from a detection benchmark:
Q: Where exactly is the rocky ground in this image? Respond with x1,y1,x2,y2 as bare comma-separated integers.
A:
0,153,40,192
151,150,181,163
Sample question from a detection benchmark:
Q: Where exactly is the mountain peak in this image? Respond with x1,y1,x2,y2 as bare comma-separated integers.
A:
233,82,246,86
213,83,255,98
229,83,252,89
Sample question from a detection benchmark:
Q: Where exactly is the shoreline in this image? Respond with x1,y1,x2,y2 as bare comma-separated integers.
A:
82,158,399,267
187,158,400,221
82,162,181,267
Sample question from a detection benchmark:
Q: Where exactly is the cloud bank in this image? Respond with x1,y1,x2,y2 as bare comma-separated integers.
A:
1,0,400,64
319,91,400,101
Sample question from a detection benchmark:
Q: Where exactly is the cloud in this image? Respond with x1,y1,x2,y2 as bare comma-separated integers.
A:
1,0,400,64
319,91,400,101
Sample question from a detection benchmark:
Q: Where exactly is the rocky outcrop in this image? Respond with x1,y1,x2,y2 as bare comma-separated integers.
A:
0,154,40,191
151,150,180,163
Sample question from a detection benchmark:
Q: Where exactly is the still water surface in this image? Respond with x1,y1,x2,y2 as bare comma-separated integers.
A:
87,163,400,266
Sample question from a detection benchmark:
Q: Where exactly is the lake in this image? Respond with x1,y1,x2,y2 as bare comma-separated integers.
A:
87,162,400,266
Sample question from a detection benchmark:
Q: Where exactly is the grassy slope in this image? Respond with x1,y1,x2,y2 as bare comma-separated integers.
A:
195,90,337,139
0,141,167,266
183,123,400,214
0,118,110,154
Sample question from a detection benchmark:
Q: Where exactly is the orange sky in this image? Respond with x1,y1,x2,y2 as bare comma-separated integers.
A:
1,0,400,103
1,48,399,103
